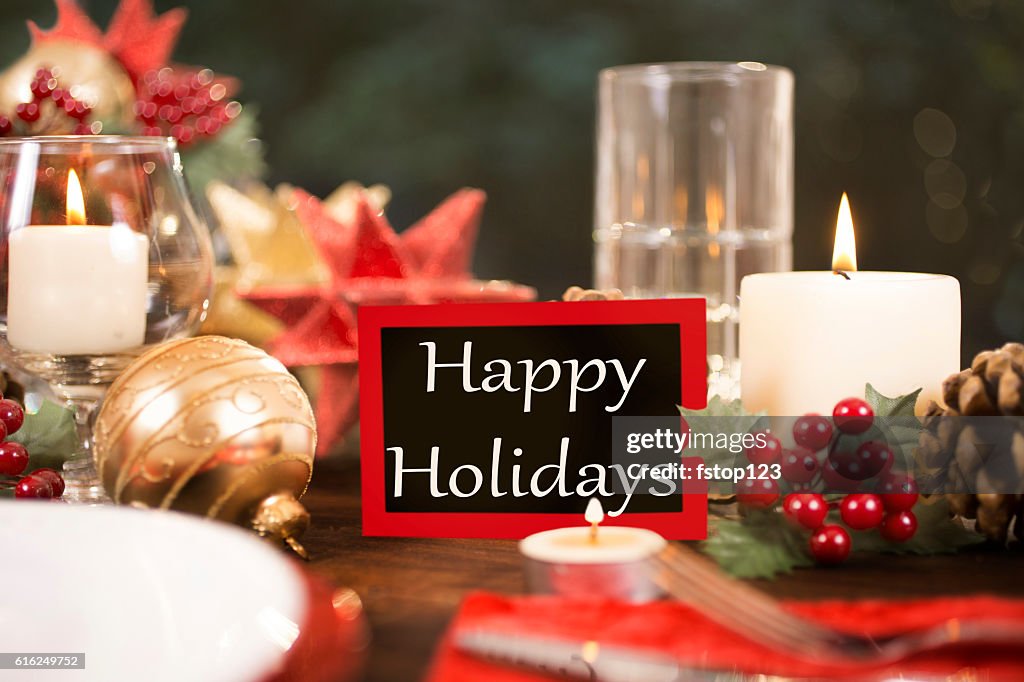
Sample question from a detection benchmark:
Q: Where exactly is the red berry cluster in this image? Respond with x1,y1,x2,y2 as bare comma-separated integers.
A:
737,396,920,565
0,398,63,500
0,68,98,137
134,68,242,147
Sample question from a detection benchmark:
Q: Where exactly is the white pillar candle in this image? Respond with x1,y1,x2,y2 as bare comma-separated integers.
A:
739,194,960,415
6,170,150,356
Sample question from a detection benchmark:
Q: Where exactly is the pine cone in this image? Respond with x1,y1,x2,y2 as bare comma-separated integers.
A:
561,286,625,302
925,343,1024,542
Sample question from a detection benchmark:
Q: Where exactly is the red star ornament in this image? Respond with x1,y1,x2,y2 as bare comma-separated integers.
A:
401,187,484,279
266,297,359,458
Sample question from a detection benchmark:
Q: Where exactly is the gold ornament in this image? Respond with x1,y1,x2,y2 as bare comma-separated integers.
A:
0,42,136,130
199,266,284,346
93,336,316,556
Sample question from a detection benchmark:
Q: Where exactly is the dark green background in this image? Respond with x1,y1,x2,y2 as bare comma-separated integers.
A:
5,0,1023,363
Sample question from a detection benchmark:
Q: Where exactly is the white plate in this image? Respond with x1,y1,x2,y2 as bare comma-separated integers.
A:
0,501,307,682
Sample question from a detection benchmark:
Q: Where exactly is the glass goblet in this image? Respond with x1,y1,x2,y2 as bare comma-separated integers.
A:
0,136,214,503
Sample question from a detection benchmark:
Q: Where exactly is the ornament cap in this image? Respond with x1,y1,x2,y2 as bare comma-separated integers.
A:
252,493,311,560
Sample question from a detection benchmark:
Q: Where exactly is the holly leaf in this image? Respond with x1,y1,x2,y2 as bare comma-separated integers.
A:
848,498,983,555
703,512,814,578
865,383,920,418
680,397,767,494
8,401,77,470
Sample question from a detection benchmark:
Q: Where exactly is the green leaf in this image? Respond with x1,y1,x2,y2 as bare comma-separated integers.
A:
865,383,921,418
703,511,814,578
680,397,767,494
180,108,267,194
8,401,78,470
848,498,984,555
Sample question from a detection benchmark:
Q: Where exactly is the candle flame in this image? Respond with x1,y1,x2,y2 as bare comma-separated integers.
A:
831,193,857,272
66,169,86,226
584,498,605,525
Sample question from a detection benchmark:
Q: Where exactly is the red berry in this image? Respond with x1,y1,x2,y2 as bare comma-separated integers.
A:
49,87,67,105
833,398,873,434
0,115,11,136
880,510,918,542
0,399,25,435
745,432,781,465
154,80,174,102
809,524,851,564
736,477,779,509
63,98,91,120
15,102,40,122
854,440,892,480
780,446,820,483
0,441,28,476
72,122,93,135
141,125,164,137
15,474,53,499
157,104,182,123
821,457,861,492
878,474,918,511
173,83,191,101
827,448,874,481
792,414,833,451
840,493,885,530
30,76,54,100
137,101,159,123
783,493,829,529
32,468,65,498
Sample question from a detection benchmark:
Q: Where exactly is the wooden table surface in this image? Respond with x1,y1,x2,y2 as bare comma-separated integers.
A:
302,459,1024,681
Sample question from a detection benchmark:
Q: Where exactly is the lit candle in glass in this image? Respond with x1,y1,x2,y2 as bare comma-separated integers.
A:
7,169,150,355
739,193,961,415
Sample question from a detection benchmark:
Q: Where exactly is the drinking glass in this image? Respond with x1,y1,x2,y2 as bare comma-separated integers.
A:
594,62,793,399
0,136,214,503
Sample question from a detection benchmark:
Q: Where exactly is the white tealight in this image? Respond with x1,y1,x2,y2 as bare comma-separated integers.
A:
519,526,667,565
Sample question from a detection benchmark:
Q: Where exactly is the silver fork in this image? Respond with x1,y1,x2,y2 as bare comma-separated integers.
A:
651,542,1024,664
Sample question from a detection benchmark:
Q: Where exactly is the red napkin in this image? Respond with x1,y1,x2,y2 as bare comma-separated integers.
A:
428,592,1024,681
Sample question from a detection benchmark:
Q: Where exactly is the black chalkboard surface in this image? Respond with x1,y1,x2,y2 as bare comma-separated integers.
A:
358,299,707,538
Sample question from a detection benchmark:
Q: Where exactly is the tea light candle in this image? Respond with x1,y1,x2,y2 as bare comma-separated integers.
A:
7,169,149,355
740,194,960,416
519,499,667,602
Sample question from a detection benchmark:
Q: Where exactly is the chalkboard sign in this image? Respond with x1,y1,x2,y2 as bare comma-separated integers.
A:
358,299,708,538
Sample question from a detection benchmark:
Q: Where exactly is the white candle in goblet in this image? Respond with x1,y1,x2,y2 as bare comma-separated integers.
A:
7,169,149,355
740,194,960,416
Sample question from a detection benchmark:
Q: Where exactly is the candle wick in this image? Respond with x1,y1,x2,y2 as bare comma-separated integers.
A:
589,522,599,544
833,270,851,280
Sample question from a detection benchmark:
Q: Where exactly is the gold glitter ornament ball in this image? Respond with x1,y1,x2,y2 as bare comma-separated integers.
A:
94,336,316,555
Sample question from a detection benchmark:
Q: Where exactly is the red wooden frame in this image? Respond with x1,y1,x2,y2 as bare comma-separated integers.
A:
357,299,708,539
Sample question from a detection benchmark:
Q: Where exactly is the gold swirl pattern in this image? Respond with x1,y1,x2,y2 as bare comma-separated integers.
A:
93,336,315,529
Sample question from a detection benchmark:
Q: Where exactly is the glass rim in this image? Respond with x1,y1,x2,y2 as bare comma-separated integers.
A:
0,135,177,153
600,61,793,83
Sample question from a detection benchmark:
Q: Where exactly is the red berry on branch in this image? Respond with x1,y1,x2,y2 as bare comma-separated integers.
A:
15,474,53,499
15,102,40,122
173,83,191,101
72,123,93,135
63,98,91,120
827,448,872,481
878,474,918,511
793,414,833,451
0,441,29,476
854,440,892,479
780,446,819,483
736,477,779,509
833,398,874,434
0,115,11,136
783,492,828,529
154,80,174,103
141,125,164,137
32,468,65,498
880,510,918,542
0,399,25,435
809,524,851,564
840,493,885,530
821,457,861,492
745,431,781,465
30,75,54,100
50,87,67,105
157,104,182,123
